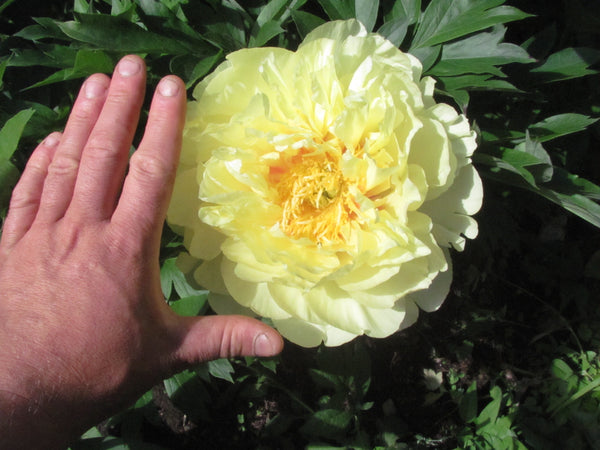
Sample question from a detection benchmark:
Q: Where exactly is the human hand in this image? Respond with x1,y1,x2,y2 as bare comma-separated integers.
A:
0,55,283,449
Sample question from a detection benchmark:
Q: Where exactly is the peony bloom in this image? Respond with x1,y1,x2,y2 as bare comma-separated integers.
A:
167,19,483,347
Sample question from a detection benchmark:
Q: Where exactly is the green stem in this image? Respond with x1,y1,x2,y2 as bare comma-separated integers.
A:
0,0,17,15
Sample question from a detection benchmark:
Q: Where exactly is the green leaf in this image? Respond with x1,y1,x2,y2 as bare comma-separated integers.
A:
377,18,409,47
410,45,441,72
169,294,208,317
459,381,478,423
25,49,115,90
57,14,199,55
430,26,533,77
300,409,353,438
0,108,35,161
385,0,420,25
163,370,210,420
160,257,207,299
437,73,520,92
74,0,93,14
354,0,379,31
528,113,599,143
317,0,354,21
514,133,553,183
255,0,292,27
531,47,600,83
0,161,19,216
536,188,600,229
207,358,235,382
292,10,326,39
411,0,531,49
249,20,284,47
475,386,502,427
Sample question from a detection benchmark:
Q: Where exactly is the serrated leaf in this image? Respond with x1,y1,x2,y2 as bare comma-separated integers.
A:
292,10,326,39
411,0,531,49
528,113,599,143
531,47,600,83
430,26,533,77
354,0,379,31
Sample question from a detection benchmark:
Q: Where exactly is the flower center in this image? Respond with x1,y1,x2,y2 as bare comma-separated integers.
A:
270,151,359,243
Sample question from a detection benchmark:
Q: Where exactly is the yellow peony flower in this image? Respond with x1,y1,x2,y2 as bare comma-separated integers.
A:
167,19,483,347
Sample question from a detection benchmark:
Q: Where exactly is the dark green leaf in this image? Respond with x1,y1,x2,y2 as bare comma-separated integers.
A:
317,0,354,21
459,381,478,423
207,358,235,382
292,10,327,39
547,167,600,201
537,188,600,229
255,0,293,27
163,370,210,420
300,409,353,438
514,133,553,183
74,0,93,14
430,26,533,77
531,47,600,83
411,0,531,49
0,161,19,215
528,113,599,143
354,0,379,31
385,0,421,25
25,49,115,90
438,73,520,92
57,14,198,55
170,51,223,89
249,20,284,47
411,45,441,72
377,18,409,47
0,108,35,161
8,45,78,69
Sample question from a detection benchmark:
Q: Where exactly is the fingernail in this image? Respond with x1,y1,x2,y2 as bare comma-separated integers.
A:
158,77,180,97
118,56,141,77
253,333,275,357
43,133,60,147
85,77,107,99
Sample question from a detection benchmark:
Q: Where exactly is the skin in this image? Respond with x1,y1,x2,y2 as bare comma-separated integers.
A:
0,55,283,449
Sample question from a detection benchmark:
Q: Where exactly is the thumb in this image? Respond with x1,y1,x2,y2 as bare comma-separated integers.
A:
172,315,284,366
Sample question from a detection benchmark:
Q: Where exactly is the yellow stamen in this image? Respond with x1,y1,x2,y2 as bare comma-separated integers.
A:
271,151,359,243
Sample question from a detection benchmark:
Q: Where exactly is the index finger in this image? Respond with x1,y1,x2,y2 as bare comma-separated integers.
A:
110,75,186,249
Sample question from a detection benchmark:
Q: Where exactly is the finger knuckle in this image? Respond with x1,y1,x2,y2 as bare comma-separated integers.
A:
47,153,79,177
130,151,170,180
